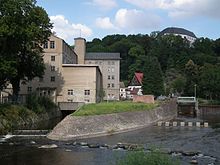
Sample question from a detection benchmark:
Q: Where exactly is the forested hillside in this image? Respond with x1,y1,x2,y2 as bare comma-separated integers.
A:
86,34,220,99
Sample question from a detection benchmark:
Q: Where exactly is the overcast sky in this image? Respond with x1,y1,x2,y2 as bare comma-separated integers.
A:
37,0,220,44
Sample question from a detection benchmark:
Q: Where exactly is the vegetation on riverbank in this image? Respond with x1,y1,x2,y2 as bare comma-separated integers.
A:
117,150,180,165
73,101,158,116
0,94,58,135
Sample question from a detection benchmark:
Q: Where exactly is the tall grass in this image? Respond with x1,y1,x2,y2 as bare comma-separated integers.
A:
73,101,158,116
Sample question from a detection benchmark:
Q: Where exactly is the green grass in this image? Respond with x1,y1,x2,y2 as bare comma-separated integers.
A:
117,150,180,165
73,101,158,116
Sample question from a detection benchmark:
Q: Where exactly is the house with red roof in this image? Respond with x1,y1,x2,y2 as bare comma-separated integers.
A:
121,72,143,100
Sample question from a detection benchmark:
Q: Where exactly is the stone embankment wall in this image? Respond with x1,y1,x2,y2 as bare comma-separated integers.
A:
47,99,177,141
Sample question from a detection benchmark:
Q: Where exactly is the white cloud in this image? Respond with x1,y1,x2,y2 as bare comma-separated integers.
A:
95,17,117,30
115,9,161,29
95,8,161,31
124,0,220,19
86,0,117,10
50,15,92,44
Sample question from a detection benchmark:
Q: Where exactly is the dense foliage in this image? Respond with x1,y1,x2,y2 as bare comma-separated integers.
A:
87,34,220,98
0,0,52,98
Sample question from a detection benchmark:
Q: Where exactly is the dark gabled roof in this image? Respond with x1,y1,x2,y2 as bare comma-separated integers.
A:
85,52,121,60
159,27,196,38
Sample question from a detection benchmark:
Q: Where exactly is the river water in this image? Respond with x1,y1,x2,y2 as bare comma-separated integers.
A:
0,116,220,165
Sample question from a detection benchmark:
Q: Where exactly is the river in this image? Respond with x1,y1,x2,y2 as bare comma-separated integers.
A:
0,116,220,165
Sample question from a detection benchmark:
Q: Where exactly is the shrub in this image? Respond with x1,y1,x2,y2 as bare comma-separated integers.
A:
26,93,56,114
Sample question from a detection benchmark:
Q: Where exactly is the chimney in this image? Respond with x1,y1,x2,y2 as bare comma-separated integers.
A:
74,38,86,64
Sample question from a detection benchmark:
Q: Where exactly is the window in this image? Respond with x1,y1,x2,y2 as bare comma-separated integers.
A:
108,67,111,72
112,61,115,65
51,66,55,71
51,56,55,61
108,75,111,80
39,77,44,82
112,75,115,80
84,99,90,103
111,67,115,72
27,87,32,92
68,89,73,95
108,61,111,65
43,41,48,49
50,41,55,49
51,76,55,82
112,83,115,88
107,83,110,88
84,90,90,95
68,99,73,102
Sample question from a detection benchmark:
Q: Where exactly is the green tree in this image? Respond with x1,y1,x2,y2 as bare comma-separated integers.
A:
142,56,164,96
128,45,145,79
198,64,220,100
0,0,52,97
184,60,198,96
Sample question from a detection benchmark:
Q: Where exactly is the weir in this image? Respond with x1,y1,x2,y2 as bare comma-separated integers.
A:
177,97,198,117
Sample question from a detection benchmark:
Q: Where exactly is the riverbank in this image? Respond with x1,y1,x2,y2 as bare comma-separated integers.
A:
48,99,177,141
0,104,61,135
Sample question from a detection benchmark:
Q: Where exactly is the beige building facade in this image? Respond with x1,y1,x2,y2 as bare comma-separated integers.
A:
19,35,103,104
85,53,120,100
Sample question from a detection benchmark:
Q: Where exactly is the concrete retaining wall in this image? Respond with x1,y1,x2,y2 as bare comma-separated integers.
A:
47,99,177,141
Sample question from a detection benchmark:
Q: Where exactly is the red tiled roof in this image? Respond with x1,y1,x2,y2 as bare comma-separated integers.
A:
135,72,143,85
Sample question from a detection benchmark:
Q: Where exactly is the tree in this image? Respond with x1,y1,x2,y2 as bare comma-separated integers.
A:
198,64,220,100
128,45,145,79
0,0,52,98
142,56,164,96
184,60,198,96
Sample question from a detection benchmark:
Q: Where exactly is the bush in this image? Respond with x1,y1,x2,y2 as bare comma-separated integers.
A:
26,93,56,114
117,150,179,165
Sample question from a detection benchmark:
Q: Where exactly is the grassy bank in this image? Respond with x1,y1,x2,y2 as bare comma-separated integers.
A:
73,101,158,116
117,150,179,165
0,94,58,135
0,104,37,134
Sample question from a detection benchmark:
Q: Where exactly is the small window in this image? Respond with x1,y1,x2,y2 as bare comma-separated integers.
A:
108,83,110,88
51,66,55,71
108,67,111,72
51,56,55,61
84,99,90,103
51,76,55,82
50,41,55,49
108,61,111,65
27,87,32,92
43,41,48,49
108,75,111,80
112,75,115,80
112,83,115,88
111,67,115,72
112,61,115,65
84,90,90,95
67,99,73,102
39,77,44,82
68,89,73,95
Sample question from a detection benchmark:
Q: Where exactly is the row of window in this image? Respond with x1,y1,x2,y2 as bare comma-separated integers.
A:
88,61,115,65
108,83,115,88
108,67,115,73
39,76,56,82
68,89,90,96
44,41,55,49
108,75,115,80
68,99,90,103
